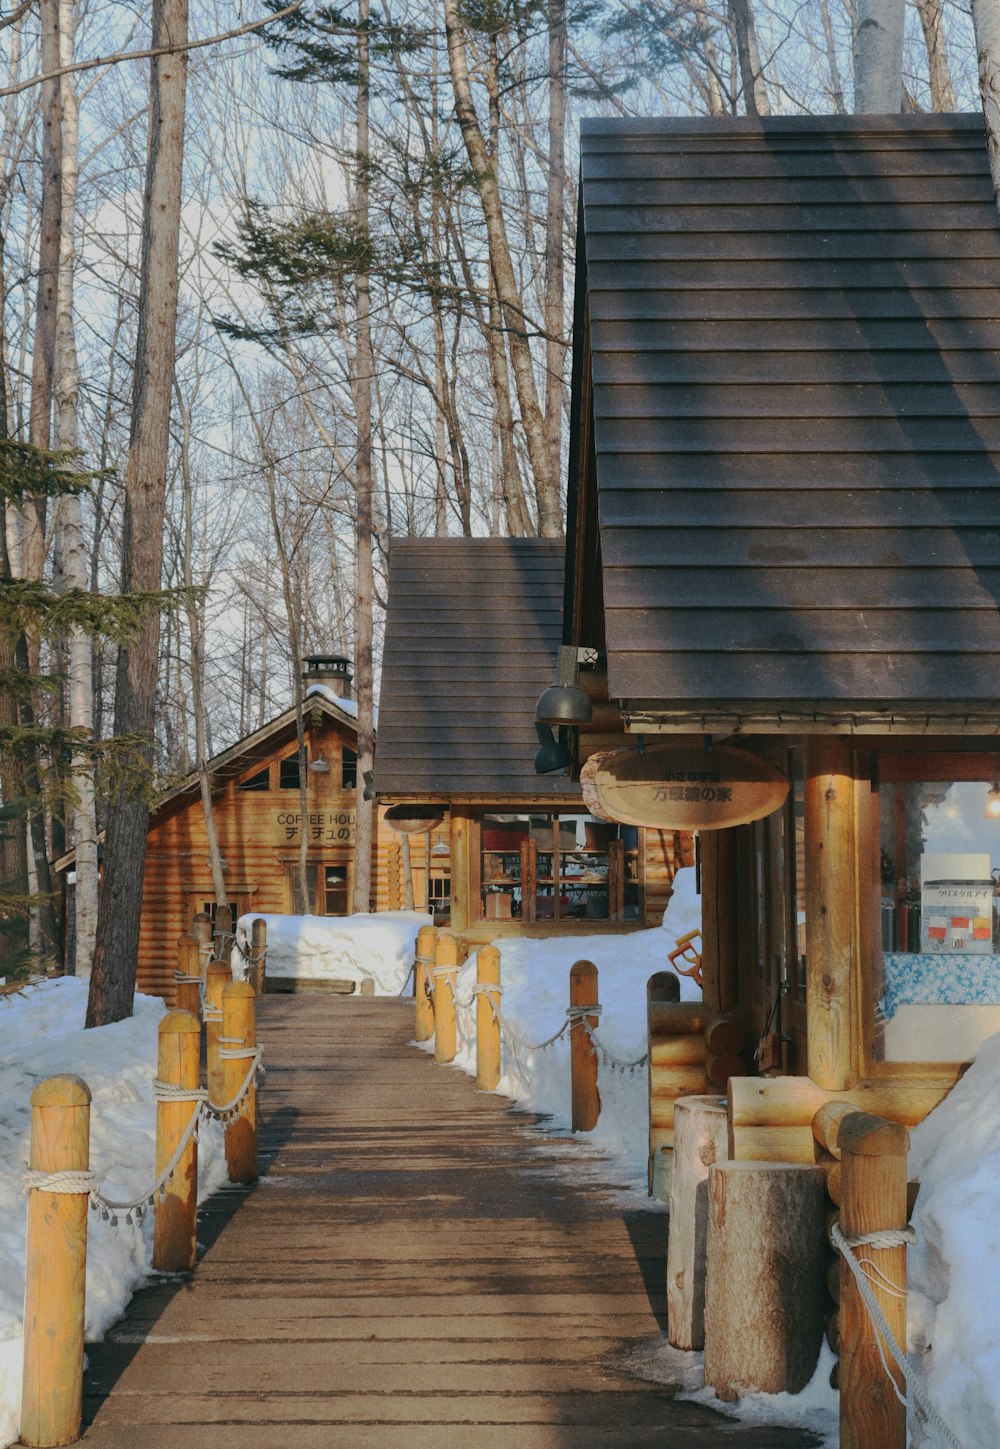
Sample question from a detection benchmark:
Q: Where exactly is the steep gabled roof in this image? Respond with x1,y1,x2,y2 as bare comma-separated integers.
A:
375,537,576,799
578,113,1000,726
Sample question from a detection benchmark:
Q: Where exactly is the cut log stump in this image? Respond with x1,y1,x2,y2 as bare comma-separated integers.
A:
704,1159,826,1400
667,1094,728,1351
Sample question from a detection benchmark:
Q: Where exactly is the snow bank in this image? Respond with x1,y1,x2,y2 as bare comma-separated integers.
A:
234,910,430,994
445,867,703,1190
908,1031,1000,1446
0,978,228,1449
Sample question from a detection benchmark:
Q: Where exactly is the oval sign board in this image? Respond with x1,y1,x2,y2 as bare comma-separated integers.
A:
591,743,789,831
384,804,446,834
579,750,618,823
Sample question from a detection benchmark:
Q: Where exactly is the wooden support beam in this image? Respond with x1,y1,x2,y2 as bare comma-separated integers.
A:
804,737,857,1091
569,960,600,1132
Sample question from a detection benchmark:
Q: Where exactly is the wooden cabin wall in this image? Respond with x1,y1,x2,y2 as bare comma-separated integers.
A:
644,829,695,928
137,717,363,1002
373,813,451,915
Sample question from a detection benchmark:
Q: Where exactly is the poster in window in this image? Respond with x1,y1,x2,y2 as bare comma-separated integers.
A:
919,852,994,955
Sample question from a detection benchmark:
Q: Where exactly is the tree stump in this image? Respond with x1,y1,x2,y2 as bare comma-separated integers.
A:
704,1160,826,1399
667,1094,728,1351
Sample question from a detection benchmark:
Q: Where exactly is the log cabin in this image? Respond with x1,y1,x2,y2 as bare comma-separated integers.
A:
56,656,368,1001
372,536,691,942
563,112,1000,1155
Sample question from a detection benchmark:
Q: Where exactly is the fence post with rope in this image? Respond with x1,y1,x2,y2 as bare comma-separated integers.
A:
20,1074,91,1448
220,980,258,1184
192,910,213,980
433,933,459,1064
213,904,234,962
834,1109,909,1449
152,1010,201,1273
175,930,202,1019
475,945,501,1091
569,959,600,1132
204,957,230,1112
250,917,267,996
414,924,437,1042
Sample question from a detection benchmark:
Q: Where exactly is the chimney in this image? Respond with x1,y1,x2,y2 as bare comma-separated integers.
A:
302,654,353,699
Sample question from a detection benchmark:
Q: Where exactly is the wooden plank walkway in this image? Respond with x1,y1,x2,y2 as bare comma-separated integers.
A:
77,996,819,1448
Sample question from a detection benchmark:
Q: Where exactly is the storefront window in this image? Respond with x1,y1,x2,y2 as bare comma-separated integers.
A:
876,757,1000,1064
480,812,640,924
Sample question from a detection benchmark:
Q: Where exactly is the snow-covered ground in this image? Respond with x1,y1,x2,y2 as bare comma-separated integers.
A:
0,978,229,1449
233,909,430,992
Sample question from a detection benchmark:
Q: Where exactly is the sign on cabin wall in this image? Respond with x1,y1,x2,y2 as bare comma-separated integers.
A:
591,744,789,830
273,809,356,845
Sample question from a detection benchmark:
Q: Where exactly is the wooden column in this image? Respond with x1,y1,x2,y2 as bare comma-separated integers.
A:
667,1094,728,1351
475,944,501,1091
174,932,201,1018
221,980,258,1185
433,933,458,1064
804,736,857,1091
838,1111,908,1449
699,829,739,1013
21,1074,91,1448
152,1010,200,1273
569,959,600,1131
449,809,471,933
192,910,213,980
250,917,267,997
214,903,233,957
414,924,437,1042
704,1160,826,1398
204,958,230,1110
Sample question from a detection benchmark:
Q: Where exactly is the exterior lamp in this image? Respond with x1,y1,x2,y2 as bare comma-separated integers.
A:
308,755,330,773
985,783,1000,820
534,721,572,774
534,645,592,726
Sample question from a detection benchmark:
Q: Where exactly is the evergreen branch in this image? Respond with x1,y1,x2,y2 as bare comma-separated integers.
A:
0,440,97,502
0,582,197,644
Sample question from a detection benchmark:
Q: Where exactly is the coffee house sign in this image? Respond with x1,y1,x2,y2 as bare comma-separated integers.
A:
591,744,789,830
274,810,356,845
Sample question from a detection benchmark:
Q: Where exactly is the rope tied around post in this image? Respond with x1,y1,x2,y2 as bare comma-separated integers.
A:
22,1169,96,1195
831,1218,968,1449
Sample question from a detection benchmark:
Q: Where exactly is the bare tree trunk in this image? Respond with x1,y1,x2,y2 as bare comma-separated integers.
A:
88,0,188,1027
915,0,956,111
444,0,561,536
544,0,567,488
51,0,98,976
854,0,904,112
975,0,1000,207
351,0,375,914
818,0,847,113
729,0,771,116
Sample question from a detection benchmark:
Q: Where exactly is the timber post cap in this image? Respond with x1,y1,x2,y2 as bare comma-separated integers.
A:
647,969,681,1003
570,958,598,982
159,1008,201,1037
416,924,437,947
206,957,230,973
436,933,459,963
222,979,255,1002
477,944,501,967
837,1110,909,1157
30,1073,91,1108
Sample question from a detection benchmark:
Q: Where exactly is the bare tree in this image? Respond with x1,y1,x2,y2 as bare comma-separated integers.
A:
854,0,904,112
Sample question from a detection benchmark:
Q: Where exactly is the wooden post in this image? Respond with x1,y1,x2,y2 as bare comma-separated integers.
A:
704,1160,826,1398
569,959,600,1132
433,932,459,1064
204,957,230,1114
214,903,233,956
174,932,201,1018
192,910,213,980
804,736,857,1091
838,1111,908,1449
666,1094,728,1351
21,1074,91,1448
449,809,470,933
250,917,267,997
414,924,436,1042
221,980,258,1185
476,945,501,1091
152,1010,200,1273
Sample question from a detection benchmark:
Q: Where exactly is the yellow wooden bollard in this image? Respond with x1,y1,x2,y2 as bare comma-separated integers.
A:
250,916,267,996
414,924,437,1042
433,933,458,1064
21,1074,91,1448
221,980,258,1185
476,945,501,1091
174,932,201,1018
204,958,230,1112
152,1011,201,1273
570,959,601,1132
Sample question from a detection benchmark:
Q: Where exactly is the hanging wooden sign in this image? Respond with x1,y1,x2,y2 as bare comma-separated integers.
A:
579,750,618,823
591,743,789,830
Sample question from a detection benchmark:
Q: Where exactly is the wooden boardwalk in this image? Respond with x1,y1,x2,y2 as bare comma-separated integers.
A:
78,996,819,1447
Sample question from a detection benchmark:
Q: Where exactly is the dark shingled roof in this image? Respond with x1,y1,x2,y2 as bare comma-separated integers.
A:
375,538,576,799
580,113,1000,715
